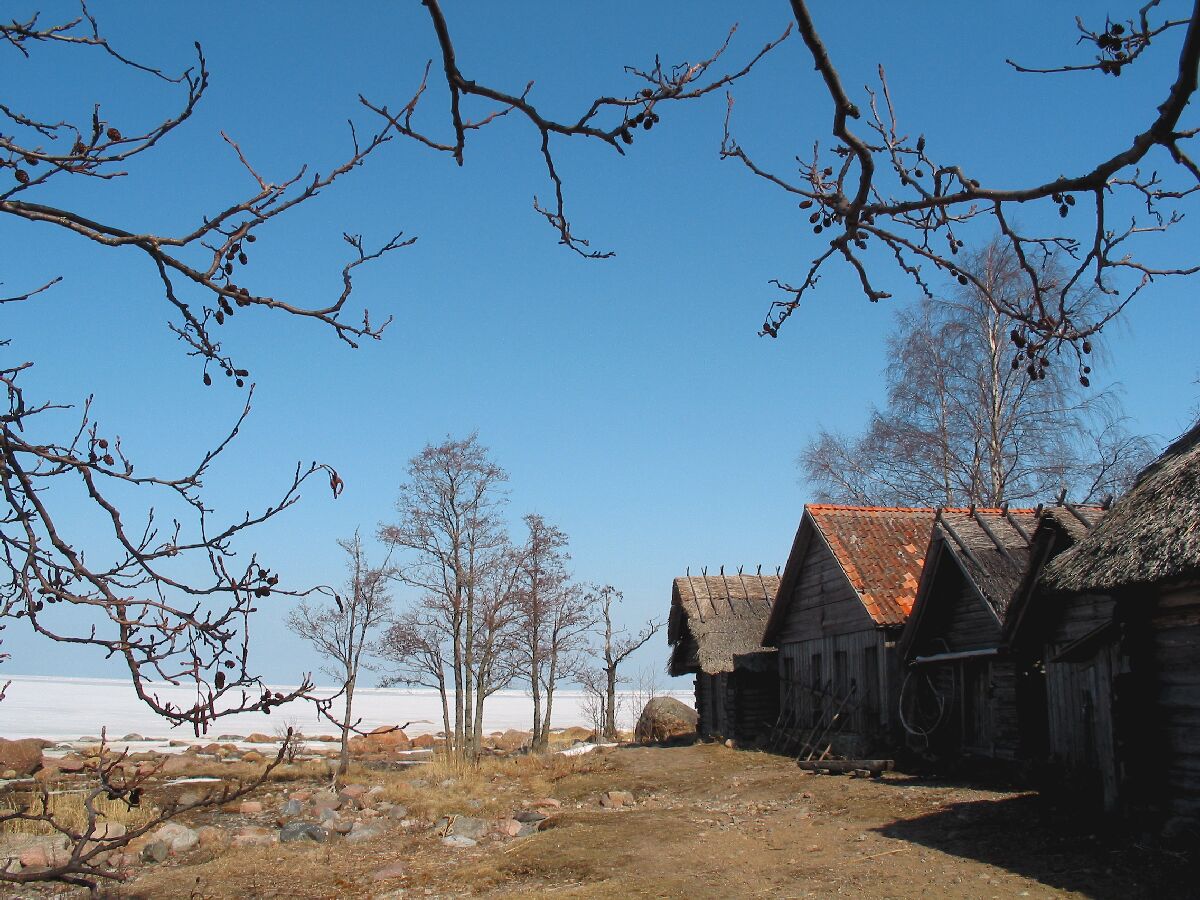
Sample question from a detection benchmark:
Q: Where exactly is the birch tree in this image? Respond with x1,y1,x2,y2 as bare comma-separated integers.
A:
801,242,1154,507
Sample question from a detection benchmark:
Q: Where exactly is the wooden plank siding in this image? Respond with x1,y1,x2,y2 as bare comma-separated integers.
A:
904,559,1022,761
1142,585,1200,823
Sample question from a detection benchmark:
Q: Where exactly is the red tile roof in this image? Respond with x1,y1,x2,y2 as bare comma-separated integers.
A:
806,505,938,626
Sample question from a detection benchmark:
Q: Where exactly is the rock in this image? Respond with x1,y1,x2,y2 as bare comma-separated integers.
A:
386,804,409,821
18,835,69,869
196,826,228,850
311,789,341,814
176,790,206,808
152,821,199,854
239,800,263,815
441,834,477,848
240,750,266,764
518,823,539,837
349,725,410,755
371,862,407,881
547,726,593,747
345,822,385,843
532,797,561,809
449,816,489,840
514,810,546,824
121,733,146,742
280,798,305,817
599,790,635,809
199,743,221,755
245,733,276,744
168,739,192,748
498,819,523,837
290,789,313,802
159,755,194,775
230,825,275,847
410,733,436,749
279,822,329,844
492,729,532,752
634,696,698,744
56,755,87,774
140,841,169,864
0,738,48,776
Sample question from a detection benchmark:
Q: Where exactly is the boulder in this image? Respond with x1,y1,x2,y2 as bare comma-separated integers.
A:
450,816,490,840
634,696,698,744
409,733,437,749
151,821,199,854
492,729,532,752
121,733,146,742
345,822,385,843
348,725,410,755
498,818,524,837
514,810,546,824
280,798,305,818
240,750,266,765
140,841,169,864
158,755,195,775
196,826,228,850
239,800,263,815
441,834,476,848
279,822,329,844
18,835,69,869
245,733,276,744
0,738,47,776
230,825,275,847
216,735,245,742
547,726,593,747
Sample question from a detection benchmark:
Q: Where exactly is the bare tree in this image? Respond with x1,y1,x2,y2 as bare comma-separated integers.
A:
722,2,1200,378
287,533,393,778
388,3,1198,373
379,434,512,761
379,604,454,742
801,242,1154,508
0,8,403,891
512,514,592,751
587,585,663,741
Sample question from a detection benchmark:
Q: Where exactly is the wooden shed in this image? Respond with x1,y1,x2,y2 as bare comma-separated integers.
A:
896,507,1038,762
1034,420,1200,829
667,572,782,744
1003,504,1108,766
762,505,934,757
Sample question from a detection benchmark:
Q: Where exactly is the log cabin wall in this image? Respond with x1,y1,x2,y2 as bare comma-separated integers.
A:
1138,581,1200,826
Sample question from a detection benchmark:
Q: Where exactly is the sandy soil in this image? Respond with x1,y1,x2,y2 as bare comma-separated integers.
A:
95,743,1198,898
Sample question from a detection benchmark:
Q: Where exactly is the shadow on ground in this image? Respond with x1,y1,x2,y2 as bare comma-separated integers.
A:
876,792,1198,899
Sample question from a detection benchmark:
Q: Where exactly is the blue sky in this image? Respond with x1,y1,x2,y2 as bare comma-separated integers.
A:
3,2,1197,691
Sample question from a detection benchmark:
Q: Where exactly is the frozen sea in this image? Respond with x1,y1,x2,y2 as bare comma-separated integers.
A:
0,675,693,742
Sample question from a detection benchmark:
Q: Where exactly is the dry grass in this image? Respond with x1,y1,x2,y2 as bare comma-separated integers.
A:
372,749,609,822
0,785,156,836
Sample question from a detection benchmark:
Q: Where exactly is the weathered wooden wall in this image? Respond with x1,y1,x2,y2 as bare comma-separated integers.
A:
906,564,1021,760
775,531,895,755
1143,583,1200,824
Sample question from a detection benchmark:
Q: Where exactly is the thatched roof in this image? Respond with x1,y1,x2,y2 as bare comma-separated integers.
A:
1002,504,1107,645
668,573,780,677
934,508,1039,619
1043,420,1200,593
898,507,1037,658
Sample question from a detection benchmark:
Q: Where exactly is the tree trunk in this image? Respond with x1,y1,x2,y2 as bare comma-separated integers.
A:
338,672,356,778
604,663,618,741
530,644,543,751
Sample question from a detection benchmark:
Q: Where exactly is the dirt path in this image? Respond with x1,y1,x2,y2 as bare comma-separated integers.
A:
123,743,1194,899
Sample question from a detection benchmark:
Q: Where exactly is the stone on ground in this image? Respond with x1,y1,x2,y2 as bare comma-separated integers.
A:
634,696,698,743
